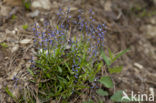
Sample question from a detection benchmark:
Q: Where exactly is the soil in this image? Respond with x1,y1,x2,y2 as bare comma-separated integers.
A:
0,0,156,103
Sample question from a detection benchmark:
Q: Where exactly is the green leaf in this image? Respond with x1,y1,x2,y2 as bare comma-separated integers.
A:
5,87,15,98
46,73,51,78
11,14,17,20
22,0,31,10
96,89,108,96
99,76,113,88
111,90,123,102
55,48,61,56
101,51,111,67
112,49,129,63
57,76,67,84
0,42,8,48
108,48,113,60
27,68,34,76
22,24,28,30
58,66,62,73
5,86,17,102
64,62,73,74
108,66,123,74
89,63,103,82
56,25,59,31
89,75,95,82
25,2,31,10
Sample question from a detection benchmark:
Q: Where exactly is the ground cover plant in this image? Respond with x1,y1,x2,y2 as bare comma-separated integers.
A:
5,8,128,103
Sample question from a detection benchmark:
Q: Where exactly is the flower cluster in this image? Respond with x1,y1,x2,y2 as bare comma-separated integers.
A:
32,8,106,57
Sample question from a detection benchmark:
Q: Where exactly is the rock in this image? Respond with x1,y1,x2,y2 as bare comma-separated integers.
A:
27,10,40,18
32,0,51,10
20,39,32,44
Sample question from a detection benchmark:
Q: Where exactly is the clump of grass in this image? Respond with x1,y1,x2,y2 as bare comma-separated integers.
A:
25,8,108,102
30,39,103,101
22,0,31,10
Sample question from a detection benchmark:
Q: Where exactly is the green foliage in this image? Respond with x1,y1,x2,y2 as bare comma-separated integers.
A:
5,87,18,103
93,48,129,102
5,87,15,99
24,8,128,102
0,42,8,48
27,68,34,76
102,48,129,74
28,39,102,102
11,14,17,20
110,90,123,102
22,0,31,10
22,24,28,30
96,89,108,96
101,51,111,67
98,76,113,88
111,49,129,63
108,66,123,74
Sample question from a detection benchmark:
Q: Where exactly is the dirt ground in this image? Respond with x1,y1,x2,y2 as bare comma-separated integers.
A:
0,0,156,103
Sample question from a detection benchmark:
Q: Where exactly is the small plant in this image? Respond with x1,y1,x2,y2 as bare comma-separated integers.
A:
11,14,17,20
102,48,129,74
5,87,18,103
0,42,8,48
94,49,129,102
22,0,31,10
22,24,28,30
25,8,107,102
